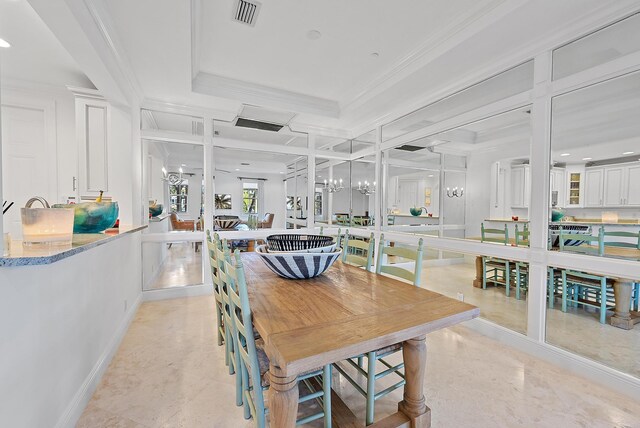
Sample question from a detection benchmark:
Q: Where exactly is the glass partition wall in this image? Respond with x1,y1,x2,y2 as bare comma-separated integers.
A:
136,10,640,385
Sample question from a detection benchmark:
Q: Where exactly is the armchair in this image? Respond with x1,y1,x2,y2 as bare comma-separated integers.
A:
257,213,274,229
170,212,195,231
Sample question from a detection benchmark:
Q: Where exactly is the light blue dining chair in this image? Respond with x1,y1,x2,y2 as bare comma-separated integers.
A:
334,235,423,425
513,224,529,300
206,230,225,349
559,226,604,256
561,269,615,324
224,250,333,427
214,238,244,407
481,223,511,296
342,230,375,269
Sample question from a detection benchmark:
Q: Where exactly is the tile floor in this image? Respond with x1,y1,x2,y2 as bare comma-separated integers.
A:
147,243,203,290
78,294,640,428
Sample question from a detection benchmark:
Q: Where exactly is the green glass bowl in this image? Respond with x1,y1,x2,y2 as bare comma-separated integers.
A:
53,202,119,233
149,204,163,217
551,209,565,222
409,207,423,216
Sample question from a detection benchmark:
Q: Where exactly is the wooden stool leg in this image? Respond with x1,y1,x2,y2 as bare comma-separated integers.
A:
398,336,431,428
269,365,299,428
611,279,640,330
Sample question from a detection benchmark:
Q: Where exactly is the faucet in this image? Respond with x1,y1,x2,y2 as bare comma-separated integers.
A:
25,197,50,208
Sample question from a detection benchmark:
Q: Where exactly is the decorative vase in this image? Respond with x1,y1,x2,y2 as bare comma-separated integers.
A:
410,207,424,216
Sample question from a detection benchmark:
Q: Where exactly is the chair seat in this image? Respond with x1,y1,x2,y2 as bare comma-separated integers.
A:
565,274,614,287
256,339,320,387
485,259,510,268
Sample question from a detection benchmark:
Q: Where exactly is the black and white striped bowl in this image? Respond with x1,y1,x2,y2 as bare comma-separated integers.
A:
255,244,341,279
215,217,241,230
267,243,337,254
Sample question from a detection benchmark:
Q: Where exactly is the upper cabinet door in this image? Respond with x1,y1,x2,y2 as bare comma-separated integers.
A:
74,92,110,197
603,167,624,206
584,169,604,207
625,165,640,206
510,166,524,208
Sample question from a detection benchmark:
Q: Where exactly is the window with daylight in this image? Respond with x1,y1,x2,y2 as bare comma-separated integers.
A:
242,182,258,214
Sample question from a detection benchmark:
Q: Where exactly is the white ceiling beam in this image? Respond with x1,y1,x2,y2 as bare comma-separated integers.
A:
193,72,340,118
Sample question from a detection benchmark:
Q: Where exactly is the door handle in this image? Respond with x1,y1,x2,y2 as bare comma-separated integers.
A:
72,176,77,192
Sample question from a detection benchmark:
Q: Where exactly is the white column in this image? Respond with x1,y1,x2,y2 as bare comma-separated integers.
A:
0,54,4,255
527,51,553,342
307,135,316,229
374,126,382,235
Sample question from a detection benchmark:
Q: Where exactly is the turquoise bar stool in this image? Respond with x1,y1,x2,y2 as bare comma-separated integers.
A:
561,269,615,324
335,235,423,425
480,223,511,296
206,231,226,349
214,238,244,407
224,250,333,427
342,230,375,269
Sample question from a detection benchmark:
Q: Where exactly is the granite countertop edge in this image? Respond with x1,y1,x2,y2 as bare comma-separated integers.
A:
0,225,148,267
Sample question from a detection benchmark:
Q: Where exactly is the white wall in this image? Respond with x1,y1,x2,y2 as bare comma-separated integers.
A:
0,233,142,428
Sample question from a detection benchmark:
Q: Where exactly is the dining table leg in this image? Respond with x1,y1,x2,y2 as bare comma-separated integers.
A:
398,335,431,428
611,278,640,330
269,364,299,428
473,256,483,288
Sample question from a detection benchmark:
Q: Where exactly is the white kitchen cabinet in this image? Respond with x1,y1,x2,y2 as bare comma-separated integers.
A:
565,165,584,207
603,166,624,206
584,168,604,207
550,168,565,207
72,88,110,198
626,165,640,206
510,165,529,208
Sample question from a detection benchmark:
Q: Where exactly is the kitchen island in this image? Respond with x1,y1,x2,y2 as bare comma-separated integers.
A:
0,225,146,428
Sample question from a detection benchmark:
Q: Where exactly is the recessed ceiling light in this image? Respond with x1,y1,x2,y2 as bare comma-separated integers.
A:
560,153,571,157
0,38,11,48
582,157,592,161
307,30,321,40
428,175,434,177
181,164,186,166
279,171,284,174
370,52,379,58
235,168,240,171
623,151,634,155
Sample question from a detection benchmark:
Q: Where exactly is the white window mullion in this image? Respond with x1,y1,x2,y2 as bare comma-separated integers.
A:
527,52,553,342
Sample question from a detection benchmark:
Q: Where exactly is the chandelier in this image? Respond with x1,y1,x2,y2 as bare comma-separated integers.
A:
446,186,464,198
162,167,184,185
357,180,376,195
323,178,344,193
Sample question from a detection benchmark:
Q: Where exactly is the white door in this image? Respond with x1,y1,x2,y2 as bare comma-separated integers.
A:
625,165,640,206
397,180,419,214
584,169,604,207
510,167,524,208
1,105,53,238
603,167,624,206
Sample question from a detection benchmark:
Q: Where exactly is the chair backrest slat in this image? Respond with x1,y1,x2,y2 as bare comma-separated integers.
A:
559,226,604,256
603,230,640,250
375,234,424,286
343,231,375,270
481,223,509,245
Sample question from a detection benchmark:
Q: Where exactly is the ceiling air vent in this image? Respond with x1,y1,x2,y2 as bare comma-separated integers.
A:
233,0,261,27
235,118,284,132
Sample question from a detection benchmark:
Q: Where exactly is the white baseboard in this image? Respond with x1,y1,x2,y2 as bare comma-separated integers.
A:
55,292,143,428
464,317,640,398
142,283,213,302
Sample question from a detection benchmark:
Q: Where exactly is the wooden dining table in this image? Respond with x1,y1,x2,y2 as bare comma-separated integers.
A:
241,252,479,427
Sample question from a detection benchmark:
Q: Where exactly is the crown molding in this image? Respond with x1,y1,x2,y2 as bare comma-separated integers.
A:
192,72,340,119
141,98,238,122
82,0,144,104
66,85,104,100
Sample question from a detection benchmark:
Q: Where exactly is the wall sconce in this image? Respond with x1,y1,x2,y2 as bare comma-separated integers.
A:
357,181,376,195
323,178,344,193
446,186,464,198
162,167,184,185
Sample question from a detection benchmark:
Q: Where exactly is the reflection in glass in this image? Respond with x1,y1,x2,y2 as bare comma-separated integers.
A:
546,267,639,378
382,61,534,142
212,147,303,230
550,72,640,260
148,140,204,231
552,12,640,80
142,241,203,290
